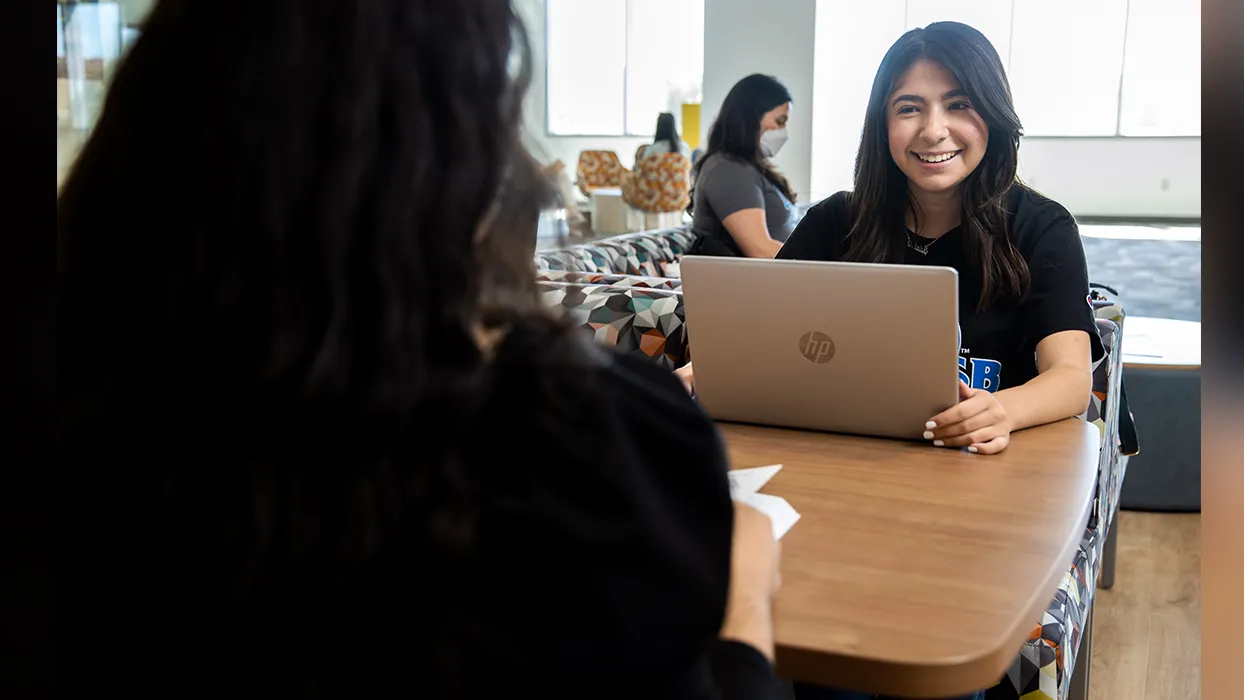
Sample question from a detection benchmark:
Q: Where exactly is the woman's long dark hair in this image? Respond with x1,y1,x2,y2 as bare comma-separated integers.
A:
57,0,566,696
844,21,1028,310
694,73,795,203
653,111,680,148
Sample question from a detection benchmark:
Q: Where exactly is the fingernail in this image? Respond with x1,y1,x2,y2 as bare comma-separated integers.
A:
926,421,937,429
923,430,934,440
968,446,979,453
933,440,945,447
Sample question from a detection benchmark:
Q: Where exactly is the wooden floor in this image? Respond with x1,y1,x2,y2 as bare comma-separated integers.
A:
1090,511,1201,700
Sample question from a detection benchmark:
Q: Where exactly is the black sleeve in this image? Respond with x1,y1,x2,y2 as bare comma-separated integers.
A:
545,353,782,699
465,329,784,697
1018,215,1106,363
607,358,781,699
776,191,847,261
710,640,783,700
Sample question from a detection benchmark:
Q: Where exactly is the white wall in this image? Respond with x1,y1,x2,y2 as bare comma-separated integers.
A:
1016,138,1200,219
514,0,650,171
700,0,818,202
807,0,1201,218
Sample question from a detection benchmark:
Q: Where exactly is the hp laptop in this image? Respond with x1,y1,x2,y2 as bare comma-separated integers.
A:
679,255,960,441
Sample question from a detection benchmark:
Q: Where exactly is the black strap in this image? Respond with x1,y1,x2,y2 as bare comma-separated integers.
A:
1117,378,1140,456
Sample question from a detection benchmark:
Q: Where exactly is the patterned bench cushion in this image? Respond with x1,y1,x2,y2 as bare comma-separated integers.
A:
538,282,688,370
533,225,693,278
992,525,1101,700
536,270,683,292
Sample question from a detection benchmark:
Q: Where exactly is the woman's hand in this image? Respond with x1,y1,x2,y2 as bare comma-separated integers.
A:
673,362,695,396
719,501,782,661
926,380,1013,454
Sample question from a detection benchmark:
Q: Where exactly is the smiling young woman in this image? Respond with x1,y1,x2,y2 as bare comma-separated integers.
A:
776,20,1104,466
785,22,1105,699
677,20,1104,471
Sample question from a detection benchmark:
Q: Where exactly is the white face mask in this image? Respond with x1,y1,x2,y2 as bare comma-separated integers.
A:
759,127,788,158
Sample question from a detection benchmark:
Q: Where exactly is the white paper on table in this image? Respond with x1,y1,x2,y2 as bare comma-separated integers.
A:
727,464,782,500
741,492,801,540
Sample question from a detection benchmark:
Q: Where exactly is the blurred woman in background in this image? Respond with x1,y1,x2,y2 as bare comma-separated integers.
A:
57,1,783,698
641,111,693,161
687,74,798,258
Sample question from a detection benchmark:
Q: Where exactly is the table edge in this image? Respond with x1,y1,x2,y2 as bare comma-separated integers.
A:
1122,361,1201,371
765,421,1100,696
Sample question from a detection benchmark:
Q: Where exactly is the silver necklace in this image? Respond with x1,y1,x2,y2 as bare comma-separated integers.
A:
906,230,944,255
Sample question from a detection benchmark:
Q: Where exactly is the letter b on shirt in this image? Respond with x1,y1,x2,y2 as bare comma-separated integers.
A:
958,356,1002,393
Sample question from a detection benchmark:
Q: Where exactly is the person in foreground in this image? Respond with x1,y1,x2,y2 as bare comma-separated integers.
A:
677,20,1102,466
57,1,783,698
687,74,799,258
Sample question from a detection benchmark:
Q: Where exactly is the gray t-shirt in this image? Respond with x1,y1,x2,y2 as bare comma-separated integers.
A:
641,139,692,160
689,155,796,257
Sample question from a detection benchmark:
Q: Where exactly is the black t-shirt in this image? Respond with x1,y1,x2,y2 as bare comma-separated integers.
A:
457,330,782,698
777,185,1104,392
62,321,781,700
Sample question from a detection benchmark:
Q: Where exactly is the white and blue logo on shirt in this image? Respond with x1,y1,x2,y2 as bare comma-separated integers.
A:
958,356,1002,392
957,323,1002,392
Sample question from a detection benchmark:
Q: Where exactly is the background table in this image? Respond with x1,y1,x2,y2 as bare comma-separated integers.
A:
720,419,1100,697
1120,316,1201,371
590,187,634,235
1117,316,1201,511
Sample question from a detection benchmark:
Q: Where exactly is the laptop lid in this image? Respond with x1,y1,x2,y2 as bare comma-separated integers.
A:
679,255,960,440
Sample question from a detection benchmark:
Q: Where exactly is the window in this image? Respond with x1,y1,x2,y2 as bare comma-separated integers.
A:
545,0,627,135
901,0,1200,137
1117,0,1201,136
1009,0,1129,136
905,0,1014,65
545,0,704,136
57,2,125,62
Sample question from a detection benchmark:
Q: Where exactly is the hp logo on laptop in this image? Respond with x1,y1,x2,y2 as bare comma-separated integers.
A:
798,331,836,364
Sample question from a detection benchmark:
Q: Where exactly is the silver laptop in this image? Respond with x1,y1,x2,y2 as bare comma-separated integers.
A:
679,255,960,441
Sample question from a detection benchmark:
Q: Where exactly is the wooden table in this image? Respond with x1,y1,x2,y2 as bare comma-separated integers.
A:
720,419,1100,697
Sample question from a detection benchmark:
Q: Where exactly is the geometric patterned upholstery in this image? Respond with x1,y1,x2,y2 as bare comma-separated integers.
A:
535,270,683,292
575,150,628,196
987,317,1124,700
533,225,695,278
537,281,688,370
990,525,1102,700
621,153,692,214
